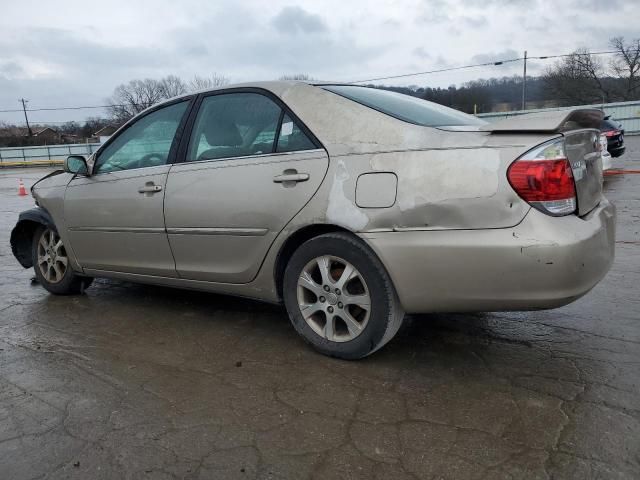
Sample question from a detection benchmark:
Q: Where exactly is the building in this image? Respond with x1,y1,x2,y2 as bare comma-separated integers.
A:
32,127,60,144
92,125,118,143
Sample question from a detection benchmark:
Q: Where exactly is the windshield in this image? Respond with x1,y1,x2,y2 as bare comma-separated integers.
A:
321,85,486,127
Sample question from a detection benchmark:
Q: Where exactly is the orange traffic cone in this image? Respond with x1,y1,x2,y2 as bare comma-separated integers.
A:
18,179,28,196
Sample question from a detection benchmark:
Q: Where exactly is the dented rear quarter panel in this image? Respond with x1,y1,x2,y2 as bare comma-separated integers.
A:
277,83,560,232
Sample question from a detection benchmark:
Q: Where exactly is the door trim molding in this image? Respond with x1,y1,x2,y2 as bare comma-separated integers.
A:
167,227,268,236
69,226,269,236
68,226,166,234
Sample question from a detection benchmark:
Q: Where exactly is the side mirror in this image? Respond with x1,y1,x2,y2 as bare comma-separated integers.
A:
64,155,89,176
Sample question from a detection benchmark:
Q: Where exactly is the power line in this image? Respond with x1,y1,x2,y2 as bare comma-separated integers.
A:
0,49,623,116
350,59,522,83
0,104,124,113
530,50,617,60
349,50,619,83
5,120,101,124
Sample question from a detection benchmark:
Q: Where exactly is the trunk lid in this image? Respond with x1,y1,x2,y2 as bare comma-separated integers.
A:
564,129,604,216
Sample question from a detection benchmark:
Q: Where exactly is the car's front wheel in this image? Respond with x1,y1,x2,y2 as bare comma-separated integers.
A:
32,226,93,295
283,232,404,359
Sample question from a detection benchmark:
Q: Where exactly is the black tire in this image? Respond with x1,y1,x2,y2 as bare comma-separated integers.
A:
32,225,93,295
283,232,404,360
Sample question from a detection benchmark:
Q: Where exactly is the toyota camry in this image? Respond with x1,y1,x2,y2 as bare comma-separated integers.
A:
11,81,615,359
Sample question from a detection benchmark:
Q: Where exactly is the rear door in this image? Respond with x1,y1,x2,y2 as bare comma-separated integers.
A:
65,99,191,276
164,90,329,283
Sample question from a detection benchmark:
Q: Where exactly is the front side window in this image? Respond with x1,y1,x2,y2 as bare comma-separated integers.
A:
322,85,486,127
187,93,282,162
95,101,189,174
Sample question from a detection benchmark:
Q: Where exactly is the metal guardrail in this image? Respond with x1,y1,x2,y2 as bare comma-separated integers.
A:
0,143,101,166
0,140,174,168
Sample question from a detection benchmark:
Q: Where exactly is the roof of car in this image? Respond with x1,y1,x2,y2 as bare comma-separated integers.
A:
186,80,310,96
182,80,359,97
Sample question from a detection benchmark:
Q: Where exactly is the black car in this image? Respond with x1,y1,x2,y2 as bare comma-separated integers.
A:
600,116,625,157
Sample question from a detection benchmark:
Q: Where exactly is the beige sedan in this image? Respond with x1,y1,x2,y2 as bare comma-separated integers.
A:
10,82,615,359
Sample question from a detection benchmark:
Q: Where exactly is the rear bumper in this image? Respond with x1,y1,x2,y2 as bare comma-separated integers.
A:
608,144,625,157
361,199,616,314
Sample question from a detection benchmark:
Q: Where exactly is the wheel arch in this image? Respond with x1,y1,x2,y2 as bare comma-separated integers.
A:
274,224,355,301
10,207,56,268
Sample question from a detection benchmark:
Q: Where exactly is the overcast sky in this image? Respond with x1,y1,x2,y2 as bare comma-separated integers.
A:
0,0,637,124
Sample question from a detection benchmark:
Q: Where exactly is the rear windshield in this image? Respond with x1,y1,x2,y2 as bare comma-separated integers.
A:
601,119,620,130
321,85,486,127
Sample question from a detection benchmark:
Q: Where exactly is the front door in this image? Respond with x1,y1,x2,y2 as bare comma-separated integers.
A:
65,100,191,276
164,91,329,283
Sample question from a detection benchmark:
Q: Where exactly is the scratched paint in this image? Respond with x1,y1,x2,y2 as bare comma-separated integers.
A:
326,160,369,230
370,148,501,211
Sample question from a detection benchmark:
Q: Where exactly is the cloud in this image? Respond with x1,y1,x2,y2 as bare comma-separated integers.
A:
413,47,432,60
167,4,381,80
0,61,25,79
0,27,170,79
470,49,520,64
461,15,488,28
572,0,624,10
460,0,534,6
0,0,636,123
415,0,450,23
271,6,328,35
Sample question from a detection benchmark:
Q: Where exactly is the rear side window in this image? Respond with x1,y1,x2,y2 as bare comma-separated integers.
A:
322,85,486,127
276,114,316,153
186,92,319,162
188,93,281,161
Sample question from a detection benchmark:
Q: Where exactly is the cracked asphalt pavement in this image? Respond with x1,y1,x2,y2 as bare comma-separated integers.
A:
0,138,639,480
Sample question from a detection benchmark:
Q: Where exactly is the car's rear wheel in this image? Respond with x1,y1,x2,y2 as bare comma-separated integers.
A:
32,226,93,295
283,232,403,359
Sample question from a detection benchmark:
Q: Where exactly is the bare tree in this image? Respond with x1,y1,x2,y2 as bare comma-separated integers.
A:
609,37,640,100
107,78,166,123
80,117,112,138
188,74,230,92
59,121,80,135
543,49,609,105
159,75,187,98
279,73,314,81
107,75,193,123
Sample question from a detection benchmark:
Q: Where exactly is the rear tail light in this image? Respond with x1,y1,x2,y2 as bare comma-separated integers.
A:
507,138,576,216
604,130,620,137
599,133,608,153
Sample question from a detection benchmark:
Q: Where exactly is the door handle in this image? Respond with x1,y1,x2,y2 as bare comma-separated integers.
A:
138,183,163,194
273,172,309,184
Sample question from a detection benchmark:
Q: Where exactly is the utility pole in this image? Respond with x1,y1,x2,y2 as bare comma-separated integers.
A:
20,98,33,136
521,51,527,111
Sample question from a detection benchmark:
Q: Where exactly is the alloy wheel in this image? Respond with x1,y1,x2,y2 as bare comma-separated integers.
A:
296,255,371,342
37,228,68,284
